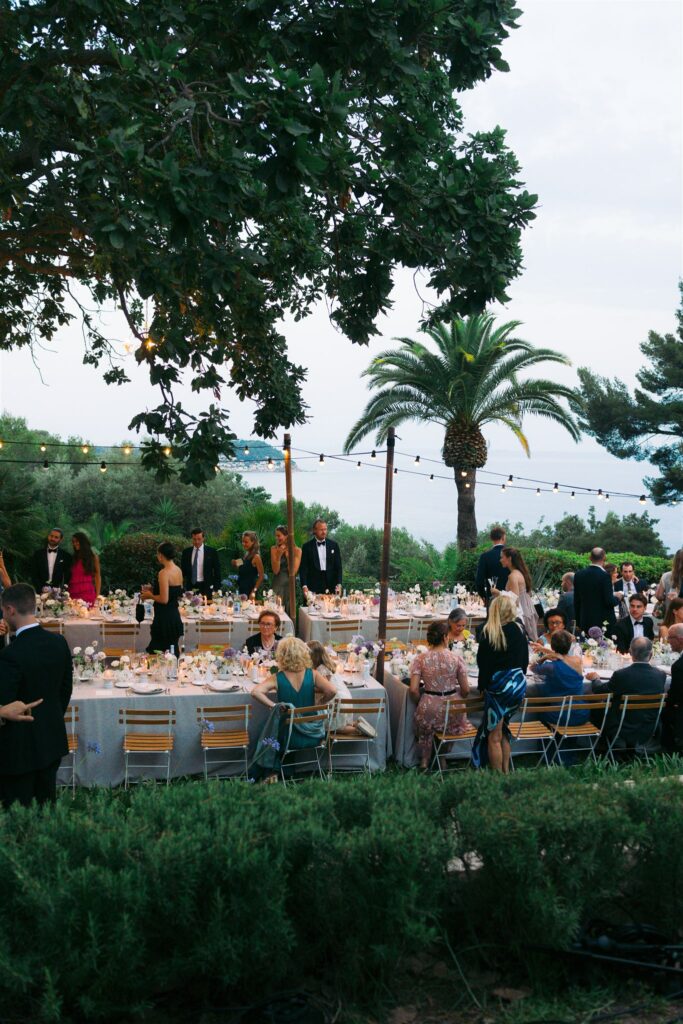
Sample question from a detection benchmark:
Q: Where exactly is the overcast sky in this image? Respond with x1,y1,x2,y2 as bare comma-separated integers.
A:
1,0,681,547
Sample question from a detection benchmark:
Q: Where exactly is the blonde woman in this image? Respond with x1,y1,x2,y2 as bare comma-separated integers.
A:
250,637,337,780
232,531,264,599
472,594,528,772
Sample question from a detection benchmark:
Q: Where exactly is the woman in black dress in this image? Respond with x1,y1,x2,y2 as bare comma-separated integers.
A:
141,542,184,654
232,531,264,599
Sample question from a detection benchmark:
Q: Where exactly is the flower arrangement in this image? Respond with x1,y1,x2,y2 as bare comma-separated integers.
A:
38,586,70,618
453,634,479,666
72,641,106,677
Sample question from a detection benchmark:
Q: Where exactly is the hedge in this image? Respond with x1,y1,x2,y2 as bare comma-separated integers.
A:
0,770,681,1021
454,547,671,590
99,532,189,592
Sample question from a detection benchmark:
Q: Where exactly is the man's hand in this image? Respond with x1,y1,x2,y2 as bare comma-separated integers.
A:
0,698,43,722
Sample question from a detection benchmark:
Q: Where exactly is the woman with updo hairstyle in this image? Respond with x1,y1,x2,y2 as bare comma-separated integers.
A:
409,620,470,770
141,541,184,654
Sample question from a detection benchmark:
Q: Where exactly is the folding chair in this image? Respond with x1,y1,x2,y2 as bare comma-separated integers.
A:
41,619,64,636
196,704,250,779
59,704,79,794
325,618,362,644
100,622,139,656
431,696,486,776
509,696,566,768
279,704,330,784
407,617,428,644
604,692,666,765
327,695,386,774
196,621,233,648
119,707,176,787
549,693,612,764
383,618,412,644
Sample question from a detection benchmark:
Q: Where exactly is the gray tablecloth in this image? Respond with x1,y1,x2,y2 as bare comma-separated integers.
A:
60,676,389,787
298,608,484,645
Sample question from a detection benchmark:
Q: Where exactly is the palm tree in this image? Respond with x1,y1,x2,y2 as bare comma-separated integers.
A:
344,314,581,549
77,514,134,554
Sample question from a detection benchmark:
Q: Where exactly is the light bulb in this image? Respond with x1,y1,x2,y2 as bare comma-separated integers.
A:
267,457,274,471
429,474,434,481
536,488,541,496
571,491,576,499
370,450,376,460
42,459,49,470
553,482,559,493
464,481,470,489
81,445,89,454
356,461,361,469
40,444,47,453
500,484,506,492
163,446,172,457
605,493,610,502
460,470,467,478
639,494,646,505
394,467,398,475
597,488,603,500
319,454,325,464
414,455,420,465
508,474,513,484
123,445,132,456
100,461,107,473
243,445,250,456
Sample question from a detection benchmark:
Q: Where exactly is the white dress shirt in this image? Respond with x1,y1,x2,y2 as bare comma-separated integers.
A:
316,541,327,571
46,547,58,583
629,615,645,638
16,622,40,637
192,544,205,583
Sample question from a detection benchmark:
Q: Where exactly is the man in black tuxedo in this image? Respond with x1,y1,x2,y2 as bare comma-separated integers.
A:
662,624,683,752
591,637,666,752
573,547,619,635
30,527,72,593
614,561,649,601
0,584,72,808
299,519,342,599
180,528,222,597
613,593,655,654
475,526,510,606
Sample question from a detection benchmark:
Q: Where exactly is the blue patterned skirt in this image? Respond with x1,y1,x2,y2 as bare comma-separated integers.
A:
471,667,527,769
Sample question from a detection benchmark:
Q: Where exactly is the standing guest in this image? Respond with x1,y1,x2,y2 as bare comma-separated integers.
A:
591,637,666,753
245,610,282,656
30,528,72,594
68,532,100,607
613,593,655,654
615,562,649,599
270,525,301,616
299,519,343,600
573,548,619,635
475,526,510,606
181,528,222,597
140,543,184,655
0,584,72,808
655,549,683,619
231,531,264,600
662,623,683,752
492,547,538,640
446,607,470,647
604,563,626,618
658,597,683,643
531,630,588,727
556,573,575,632
409,620,470,771
473,594,528,772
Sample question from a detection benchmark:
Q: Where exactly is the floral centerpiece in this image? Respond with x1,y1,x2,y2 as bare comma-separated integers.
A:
38,586,70,618
72,641,107,678
180,592,204,616
453,634,479,666
581,625,618,667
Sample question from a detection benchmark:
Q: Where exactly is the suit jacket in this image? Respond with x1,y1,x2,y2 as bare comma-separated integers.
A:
180,545,222,592
613,615,655,654
573,565,619,634
474,545,510,603
592,661,666,748
664,654,683,752
31,545,72,593
556,591,575,631
0,626,72,775
299,538,342,595
614,576,649,596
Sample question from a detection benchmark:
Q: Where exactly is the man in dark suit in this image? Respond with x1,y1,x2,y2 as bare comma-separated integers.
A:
573,547,619,635
181,528,222,597
591,637,666,752
614,561,649,600
299,519,342,599
613,593,655,654
662,623,683,752
556,572,575,632
475,526,510,605
30,527,72,593
0,584,72,808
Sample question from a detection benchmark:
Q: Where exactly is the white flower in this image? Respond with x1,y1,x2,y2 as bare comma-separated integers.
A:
45,599,56,607
587,638,598,648
72,646,82,656
164,651,176,661
120,655,130,664
84,646,95,656
92,640,98,648
95,651,106,661
111,660,120,668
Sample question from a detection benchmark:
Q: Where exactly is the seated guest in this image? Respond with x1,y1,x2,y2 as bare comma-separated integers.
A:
539,608,567,645
68,531,100,606
232,531,264,600
307,640,353,729
531,629,588,726
473,594,528,772
249,637,337,781
662,623,683,753
31,528,71,594
556,573,575,632
615,561,649,599
409,621,470,771
446,607,470,647
181,528,222,597
591,637,666,753
613,593,655,654
245,609,282,656
0,584,72,808
657,597,683,643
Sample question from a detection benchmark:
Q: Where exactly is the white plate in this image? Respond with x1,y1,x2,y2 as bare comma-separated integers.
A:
115,679,132,689
131,683,164,695
207,681,241,693
190,678,207,686
322,613,342,619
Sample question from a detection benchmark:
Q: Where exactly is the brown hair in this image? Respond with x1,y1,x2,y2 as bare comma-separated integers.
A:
72,531,96,576
550,629,574,656
258,609,281,628
502,546,532,593
490,526,506,542
426,621,449,647
307,640,337,673
663,597,683,628
671,550,683,591
1,583,36,615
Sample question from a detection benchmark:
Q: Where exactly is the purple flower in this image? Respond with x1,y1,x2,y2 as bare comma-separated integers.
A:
587,626,603,640
260,737,280,751
223,647,237,658
190,595,203,607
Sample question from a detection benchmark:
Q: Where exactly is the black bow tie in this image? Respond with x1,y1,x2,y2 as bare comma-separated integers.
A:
317,541,326,547
633,620,643,625
47,547,59,553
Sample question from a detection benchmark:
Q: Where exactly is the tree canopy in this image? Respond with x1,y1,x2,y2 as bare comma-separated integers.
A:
578,283,683,504
1,0,536,482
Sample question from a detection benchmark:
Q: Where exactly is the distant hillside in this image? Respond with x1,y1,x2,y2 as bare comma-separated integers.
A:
231,440,285,467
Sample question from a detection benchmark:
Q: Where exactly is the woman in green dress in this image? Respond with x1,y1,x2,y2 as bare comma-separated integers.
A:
250,636,336,781
270,525,301,616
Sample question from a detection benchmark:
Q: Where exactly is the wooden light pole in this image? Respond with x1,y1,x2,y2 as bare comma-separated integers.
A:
375,427,395,685
283,433,297,626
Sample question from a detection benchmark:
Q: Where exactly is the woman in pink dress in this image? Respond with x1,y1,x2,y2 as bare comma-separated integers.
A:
68,531,100,606
409,620,470,770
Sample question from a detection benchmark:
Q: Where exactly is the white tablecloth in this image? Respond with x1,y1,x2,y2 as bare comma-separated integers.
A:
60,674,390,787
298,608,485,645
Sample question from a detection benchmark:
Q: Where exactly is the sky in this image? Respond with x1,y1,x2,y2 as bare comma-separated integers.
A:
1,0,681,549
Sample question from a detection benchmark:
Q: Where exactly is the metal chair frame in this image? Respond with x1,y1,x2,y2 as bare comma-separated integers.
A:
119,707,176,787
509,696,566,768
279,704,330,784
327,695,385,775
431,696,485,776
58,704,79,795
549,693,612,764
196,703,250,780
604,692,667,765
324,618,362,644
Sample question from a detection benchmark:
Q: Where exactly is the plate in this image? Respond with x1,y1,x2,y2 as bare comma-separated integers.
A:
322,613,342,619
115,679,132,689
207,681,241,693
131,683,164,695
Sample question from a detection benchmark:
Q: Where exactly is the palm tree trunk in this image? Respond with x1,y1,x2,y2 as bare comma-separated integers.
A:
455,469,477,549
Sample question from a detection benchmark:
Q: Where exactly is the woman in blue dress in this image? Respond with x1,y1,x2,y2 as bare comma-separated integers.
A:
531,629,588,726
250,636,337,781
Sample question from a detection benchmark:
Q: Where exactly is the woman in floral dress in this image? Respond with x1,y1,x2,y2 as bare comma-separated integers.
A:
409,621,470,770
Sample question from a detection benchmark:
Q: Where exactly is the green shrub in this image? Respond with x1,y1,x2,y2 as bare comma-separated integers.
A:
100,532,188,592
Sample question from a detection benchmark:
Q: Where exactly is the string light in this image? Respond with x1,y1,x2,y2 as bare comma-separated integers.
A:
145,339,155,350
243,445,250,456
536,488,541,496
414,455,420,465
639,494,647,504
99,461,107,473
39,444,47,453
553,482,559,493
597,488,603,500
460,470,468,478
42,460,48,470
163,446,172,457
371,450,376,460
500,483,506,492
571,491,576,499
123,445,132,456
319,454,325,464
81,445,89,454
429,474,434,481
508,474,514,485
356,461,361,469
394,467,398,475
605,493,610,502
267,457,274,471
464,481,470,489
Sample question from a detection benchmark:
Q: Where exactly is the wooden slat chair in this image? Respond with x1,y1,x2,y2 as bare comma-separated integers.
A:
327,695,386,775
119,708,176,787
41,620,64,635
324,618,362,644
196,704,250,780
431,696,486,776
508,696,566,768
279,704,331,784
58,704,79,795
604,692,667,765
549,693,612,764
100,622,139,657
407,617,429,644
196,620,233,648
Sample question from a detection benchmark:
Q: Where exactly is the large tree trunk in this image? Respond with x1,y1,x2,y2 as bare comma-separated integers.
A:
455,468,477,549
